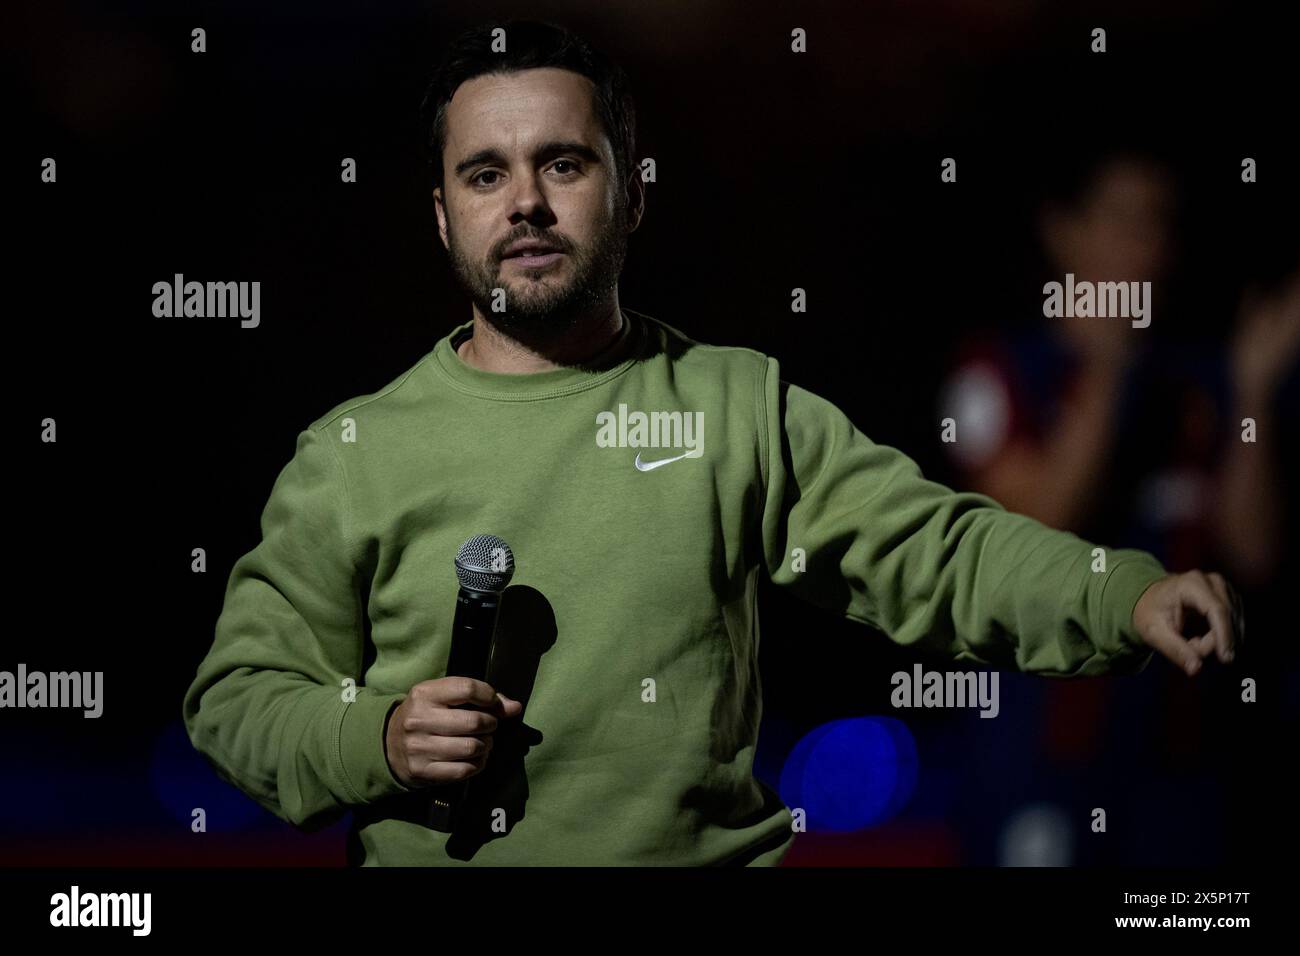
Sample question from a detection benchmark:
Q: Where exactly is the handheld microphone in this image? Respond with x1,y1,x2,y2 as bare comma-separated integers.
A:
426,533,515,832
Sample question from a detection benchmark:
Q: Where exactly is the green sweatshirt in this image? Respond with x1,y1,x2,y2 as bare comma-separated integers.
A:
182,308,1166,866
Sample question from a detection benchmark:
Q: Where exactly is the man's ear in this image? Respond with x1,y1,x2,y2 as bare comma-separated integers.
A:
433,186,449,251
624,168,646,234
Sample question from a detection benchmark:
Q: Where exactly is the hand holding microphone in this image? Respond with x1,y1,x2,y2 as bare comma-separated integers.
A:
383,676,521,787
384,534,518,830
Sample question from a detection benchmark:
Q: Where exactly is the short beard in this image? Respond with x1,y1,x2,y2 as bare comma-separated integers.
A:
444,194,628,347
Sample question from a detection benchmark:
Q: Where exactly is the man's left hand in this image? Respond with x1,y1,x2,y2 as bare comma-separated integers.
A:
1132,571,1244,676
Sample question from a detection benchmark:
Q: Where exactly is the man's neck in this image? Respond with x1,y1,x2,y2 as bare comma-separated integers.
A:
455,302,629,374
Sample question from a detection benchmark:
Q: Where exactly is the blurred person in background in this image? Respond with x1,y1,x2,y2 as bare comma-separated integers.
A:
936,149,1300,864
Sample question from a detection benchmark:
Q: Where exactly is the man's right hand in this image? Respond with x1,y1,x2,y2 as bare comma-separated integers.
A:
383,677,523,788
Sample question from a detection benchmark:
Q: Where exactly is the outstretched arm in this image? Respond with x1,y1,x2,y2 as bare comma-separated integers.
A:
758,364,1242,677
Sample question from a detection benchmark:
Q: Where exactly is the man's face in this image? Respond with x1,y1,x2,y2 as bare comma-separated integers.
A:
1043,158,1177,284
433,67,638,336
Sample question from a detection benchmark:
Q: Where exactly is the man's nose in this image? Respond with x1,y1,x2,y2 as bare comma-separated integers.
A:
507,170,554,223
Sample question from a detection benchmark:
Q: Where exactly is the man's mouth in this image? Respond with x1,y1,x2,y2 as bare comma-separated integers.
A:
502,241,565,267
503,248,565,269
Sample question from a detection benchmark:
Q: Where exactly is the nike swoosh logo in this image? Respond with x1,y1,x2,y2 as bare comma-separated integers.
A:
634,450,697,471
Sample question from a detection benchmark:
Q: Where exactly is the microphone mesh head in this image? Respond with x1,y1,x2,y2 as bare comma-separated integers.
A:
455,534,515,592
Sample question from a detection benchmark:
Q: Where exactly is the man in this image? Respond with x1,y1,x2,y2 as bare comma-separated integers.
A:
183,20,1243,866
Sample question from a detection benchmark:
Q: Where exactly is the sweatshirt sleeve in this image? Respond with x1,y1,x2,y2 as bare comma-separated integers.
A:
182,425,414,830
758,361,1167,677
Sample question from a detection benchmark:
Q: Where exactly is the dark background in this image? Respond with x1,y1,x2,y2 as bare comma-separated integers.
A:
7,0,1297,865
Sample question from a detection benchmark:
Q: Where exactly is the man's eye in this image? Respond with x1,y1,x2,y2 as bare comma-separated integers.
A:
552,160,579,175
472,170,500,187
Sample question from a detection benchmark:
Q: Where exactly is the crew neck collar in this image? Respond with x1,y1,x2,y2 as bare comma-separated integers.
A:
431,309,647,402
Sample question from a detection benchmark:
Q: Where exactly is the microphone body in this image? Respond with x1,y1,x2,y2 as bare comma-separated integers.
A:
427,535,514,832
445,587,502,680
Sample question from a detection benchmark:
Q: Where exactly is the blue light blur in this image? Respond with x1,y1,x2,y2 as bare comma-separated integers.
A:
778,716,918,831
149,719,267,831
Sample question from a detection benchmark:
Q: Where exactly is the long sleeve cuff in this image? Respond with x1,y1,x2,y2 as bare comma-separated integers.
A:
1097,551,1168,664
336,690,414,804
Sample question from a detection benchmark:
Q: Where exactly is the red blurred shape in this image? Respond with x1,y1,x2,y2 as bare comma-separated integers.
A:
780,821,960,866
